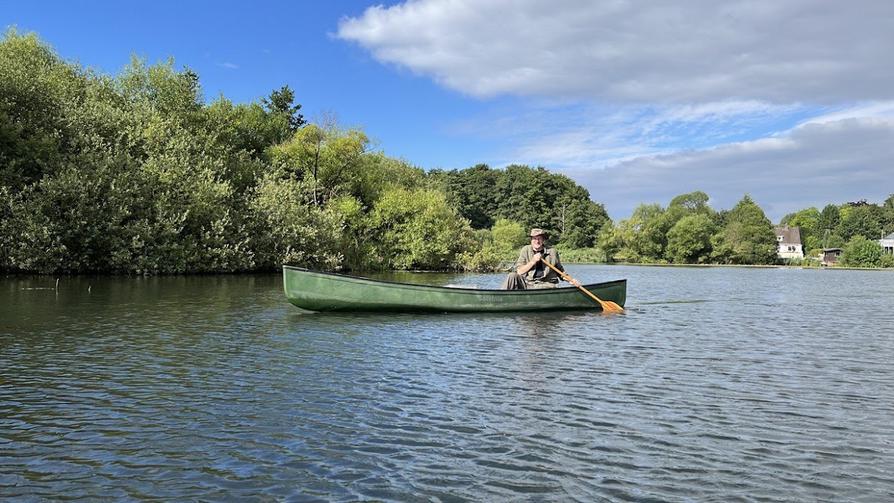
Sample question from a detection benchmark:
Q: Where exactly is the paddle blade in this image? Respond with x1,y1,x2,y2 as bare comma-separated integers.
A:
601,300,624,314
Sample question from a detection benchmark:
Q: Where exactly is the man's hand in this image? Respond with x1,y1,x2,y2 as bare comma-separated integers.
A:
531,252,543,263
569,277,582,287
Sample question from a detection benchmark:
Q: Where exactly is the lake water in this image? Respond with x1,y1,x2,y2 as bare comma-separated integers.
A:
2,265,893,501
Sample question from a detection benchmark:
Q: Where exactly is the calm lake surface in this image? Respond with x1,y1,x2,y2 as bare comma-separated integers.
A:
2,265,893,502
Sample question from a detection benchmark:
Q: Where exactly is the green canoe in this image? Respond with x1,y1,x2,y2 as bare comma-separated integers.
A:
283,266,626,313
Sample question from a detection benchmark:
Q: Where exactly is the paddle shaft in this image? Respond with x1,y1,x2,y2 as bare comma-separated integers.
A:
540,259,624,313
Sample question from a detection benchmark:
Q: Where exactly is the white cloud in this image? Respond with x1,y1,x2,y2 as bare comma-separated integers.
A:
217,62,239,70
501,100,805,166
565,111,894,222
338,0,894,104
337,0,893,221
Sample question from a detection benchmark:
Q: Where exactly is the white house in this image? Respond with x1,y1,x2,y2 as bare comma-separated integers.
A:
881,232,894,255
774,225,804,260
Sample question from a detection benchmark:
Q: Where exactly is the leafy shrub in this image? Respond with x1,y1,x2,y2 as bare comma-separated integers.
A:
841,236,883,267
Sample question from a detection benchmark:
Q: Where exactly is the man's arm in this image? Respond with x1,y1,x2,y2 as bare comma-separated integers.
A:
516,248,542,275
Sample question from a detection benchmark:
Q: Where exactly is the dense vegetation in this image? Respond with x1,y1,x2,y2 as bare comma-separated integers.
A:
0,31,605,274
596,192,894,268
598,192,779,265
2,31,891,273
779,199,894,267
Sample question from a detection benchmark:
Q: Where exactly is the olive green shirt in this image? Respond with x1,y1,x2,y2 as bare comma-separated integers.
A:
515,245,565,284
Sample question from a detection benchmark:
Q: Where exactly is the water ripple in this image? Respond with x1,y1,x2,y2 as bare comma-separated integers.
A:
2,268,894,501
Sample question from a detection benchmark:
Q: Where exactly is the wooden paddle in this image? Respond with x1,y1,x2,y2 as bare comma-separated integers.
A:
540,259,624,313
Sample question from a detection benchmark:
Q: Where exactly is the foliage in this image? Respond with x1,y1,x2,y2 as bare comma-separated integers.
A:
367,187,474,270
262,85,305,132
459,218,531,272
710,195,777,265
597,191,720,264
435,164,606,247
668,190,711,212
841,236,883,267
433,164,500,229
781,207,821,252
490,218,528,253
838,204,884,242
0,31,482,274
666,214,716,264
249,175,344,270
459,244,508,272
555,246,608,263
785,198,894,254
561,199,610,248
4,31,891,273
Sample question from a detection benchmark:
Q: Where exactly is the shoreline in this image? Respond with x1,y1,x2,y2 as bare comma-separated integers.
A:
566,261,894,271
6,265,893,278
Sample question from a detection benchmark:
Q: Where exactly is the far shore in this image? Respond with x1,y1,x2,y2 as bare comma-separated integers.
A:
4,262,893,278
565,261,894,271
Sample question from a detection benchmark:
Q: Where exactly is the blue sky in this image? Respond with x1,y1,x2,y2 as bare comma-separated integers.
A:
4,0,893,221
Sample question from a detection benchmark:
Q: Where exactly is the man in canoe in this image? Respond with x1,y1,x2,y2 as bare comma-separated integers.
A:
501,228,582,290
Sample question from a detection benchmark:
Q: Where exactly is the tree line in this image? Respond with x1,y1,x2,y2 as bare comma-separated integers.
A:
2,31,891,274
779,199,894,267
596,192,894,268
0,31,604,274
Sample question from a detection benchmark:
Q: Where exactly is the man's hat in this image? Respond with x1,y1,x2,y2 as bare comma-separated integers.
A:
530,228,547,238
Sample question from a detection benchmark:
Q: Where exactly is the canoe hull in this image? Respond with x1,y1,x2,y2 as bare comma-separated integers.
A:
283,266,626,313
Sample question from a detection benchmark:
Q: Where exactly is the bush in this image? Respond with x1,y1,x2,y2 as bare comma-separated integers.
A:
367,187,474,270
841,235,883,267
556,247,608,263
248,175,344,270
459,244,511,272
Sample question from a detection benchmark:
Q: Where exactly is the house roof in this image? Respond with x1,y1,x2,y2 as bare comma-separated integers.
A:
884,232,894,240
774,225,802,245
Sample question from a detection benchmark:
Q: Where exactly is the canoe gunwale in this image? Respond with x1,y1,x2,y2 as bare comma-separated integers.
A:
282,265,626,295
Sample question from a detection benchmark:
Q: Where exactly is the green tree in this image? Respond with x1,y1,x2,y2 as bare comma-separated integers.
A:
349,152,425,206
459,218,526,272
597,221,624,262
262,85,305,132
0,29,83,188
368,187,474,270
269,125,369,206
818,204,841,237
668,190,711,213
666,214,716,263
118,56,203,123
493,165,594,241
561,200,610,248
249,175,344,270
625,203,670,261
658,190,717,260
437,164,500,229
204,97,290,162
490,218,527,253
837,203,883,241
434,163,610,246
711,195,777,264
841,235,883,267
781,207,821,252
883,194,894,237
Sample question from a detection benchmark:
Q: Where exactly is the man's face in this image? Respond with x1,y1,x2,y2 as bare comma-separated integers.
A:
531,235,545,250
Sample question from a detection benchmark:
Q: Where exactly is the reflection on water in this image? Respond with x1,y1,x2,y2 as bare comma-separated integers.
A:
2,266,894,501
